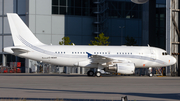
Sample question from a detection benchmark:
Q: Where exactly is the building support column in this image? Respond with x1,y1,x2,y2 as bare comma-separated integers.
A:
49,64,51,73
77,67,80,74
66,67,69,74
25,58,30,73
2,0,5,67
82,67,85,74
166,0,172,76
166,0,179,76
2,54,6,66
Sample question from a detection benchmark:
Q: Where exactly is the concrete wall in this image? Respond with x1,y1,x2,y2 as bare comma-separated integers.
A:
0,0,15,53
28,0,65,45
0,0,27,53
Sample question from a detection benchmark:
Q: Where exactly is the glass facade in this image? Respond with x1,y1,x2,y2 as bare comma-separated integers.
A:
52,0,95,16
52,0,142,19
155,3,166,49
107,1,142,19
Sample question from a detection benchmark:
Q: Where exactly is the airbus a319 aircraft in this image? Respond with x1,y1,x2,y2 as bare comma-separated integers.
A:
4,13,176,77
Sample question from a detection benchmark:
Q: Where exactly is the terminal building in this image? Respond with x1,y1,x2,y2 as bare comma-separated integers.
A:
0,0,179,75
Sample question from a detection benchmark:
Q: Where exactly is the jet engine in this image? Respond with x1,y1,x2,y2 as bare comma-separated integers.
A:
106,63,135,74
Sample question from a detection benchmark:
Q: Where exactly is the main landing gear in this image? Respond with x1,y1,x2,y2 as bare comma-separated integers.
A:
87,70,102,77
87,70,94,76
87,65,104,77
87,70,101,77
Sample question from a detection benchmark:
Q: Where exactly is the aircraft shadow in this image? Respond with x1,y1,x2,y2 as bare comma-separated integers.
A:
0,87,179,100
0,97,120,101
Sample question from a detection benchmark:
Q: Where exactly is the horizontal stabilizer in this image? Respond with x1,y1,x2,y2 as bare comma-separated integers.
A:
11,48,29,53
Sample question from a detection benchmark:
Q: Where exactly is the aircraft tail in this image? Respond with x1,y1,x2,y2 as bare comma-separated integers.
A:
7,13,44,46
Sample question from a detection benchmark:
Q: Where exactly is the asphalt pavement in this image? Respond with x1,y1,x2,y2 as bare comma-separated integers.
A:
0,73,180,101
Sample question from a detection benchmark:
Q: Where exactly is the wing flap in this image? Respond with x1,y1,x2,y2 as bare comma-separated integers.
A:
86,52,114,64
86,52,131,65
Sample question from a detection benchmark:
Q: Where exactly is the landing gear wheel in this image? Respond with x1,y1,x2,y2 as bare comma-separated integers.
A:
87,71,94,76
96,71,101,77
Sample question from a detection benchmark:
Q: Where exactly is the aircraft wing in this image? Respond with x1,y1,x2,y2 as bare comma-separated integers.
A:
86,52,122,64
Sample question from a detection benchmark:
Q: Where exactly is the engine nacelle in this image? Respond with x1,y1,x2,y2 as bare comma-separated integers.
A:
116,63,135,74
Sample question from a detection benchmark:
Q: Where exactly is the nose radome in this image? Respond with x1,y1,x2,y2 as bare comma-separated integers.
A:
172,56,177,65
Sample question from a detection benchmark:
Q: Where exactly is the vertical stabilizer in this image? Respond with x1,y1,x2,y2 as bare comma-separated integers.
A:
7,13,44,46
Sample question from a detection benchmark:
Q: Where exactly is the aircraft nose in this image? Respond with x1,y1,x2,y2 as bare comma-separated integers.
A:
171,56,177,65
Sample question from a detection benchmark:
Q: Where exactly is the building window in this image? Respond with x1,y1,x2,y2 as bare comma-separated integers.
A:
52,0,67,14
52,0,95,16
107,1,142,19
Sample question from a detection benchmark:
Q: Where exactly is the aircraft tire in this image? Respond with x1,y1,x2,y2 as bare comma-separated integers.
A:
96,71,101,77
87,71,94,76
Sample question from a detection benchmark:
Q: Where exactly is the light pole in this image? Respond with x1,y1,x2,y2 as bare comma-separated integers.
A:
119,26,125,45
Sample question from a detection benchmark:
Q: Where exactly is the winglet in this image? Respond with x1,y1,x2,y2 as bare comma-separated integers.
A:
86,52,92,58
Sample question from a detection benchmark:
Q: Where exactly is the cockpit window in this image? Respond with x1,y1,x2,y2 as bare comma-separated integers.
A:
162,52,168,55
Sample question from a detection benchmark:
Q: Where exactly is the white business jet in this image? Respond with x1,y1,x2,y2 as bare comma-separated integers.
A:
4,13,176,77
